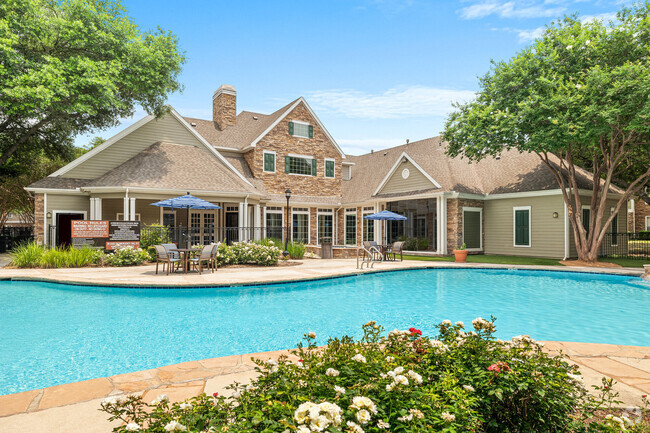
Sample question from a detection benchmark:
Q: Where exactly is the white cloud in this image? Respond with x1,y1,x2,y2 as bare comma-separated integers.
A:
517,26,545,42
459,1,566,20
307,86,475,119
580,12,617,24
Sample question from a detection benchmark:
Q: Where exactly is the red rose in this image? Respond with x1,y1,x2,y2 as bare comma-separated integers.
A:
409,327,422,336
213,392,219,397
488,361,511,373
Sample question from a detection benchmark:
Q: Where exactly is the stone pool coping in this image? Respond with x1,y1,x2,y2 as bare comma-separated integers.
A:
0,342,649,433
0,258,645,288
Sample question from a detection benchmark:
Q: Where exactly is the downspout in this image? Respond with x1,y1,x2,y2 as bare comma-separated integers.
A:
563,201,570,260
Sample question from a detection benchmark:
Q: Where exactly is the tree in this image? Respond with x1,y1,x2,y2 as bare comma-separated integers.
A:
0,0,185,169
442,4,650,262
74,136,105,158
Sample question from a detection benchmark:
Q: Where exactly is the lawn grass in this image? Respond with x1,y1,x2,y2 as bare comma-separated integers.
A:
402,254,648,268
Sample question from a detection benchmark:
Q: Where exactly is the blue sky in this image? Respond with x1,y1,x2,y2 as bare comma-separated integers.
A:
77,0,625,155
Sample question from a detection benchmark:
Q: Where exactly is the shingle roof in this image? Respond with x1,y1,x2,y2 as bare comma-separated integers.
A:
342,137,621,204
84,142,259,193
184,98,299,150
28,177,89,190
265,194,342,206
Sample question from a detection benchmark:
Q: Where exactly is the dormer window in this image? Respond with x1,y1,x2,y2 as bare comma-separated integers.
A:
289,120,313,138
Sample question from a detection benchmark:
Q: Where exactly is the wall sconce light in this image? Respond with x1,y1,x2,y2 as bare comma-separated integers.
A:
552,212,559,218
46,211,52,219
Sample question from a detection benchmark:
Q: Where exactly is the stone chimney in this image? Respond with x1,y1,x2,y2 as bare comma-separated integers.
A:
213,84,237,131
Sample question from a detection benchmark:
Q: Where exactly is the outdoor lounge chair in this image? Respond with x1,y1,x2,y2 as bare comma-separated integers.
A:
154,245,182,275
209,243,220,272
187,245,213,275
162,243,180,260
388,241,404,261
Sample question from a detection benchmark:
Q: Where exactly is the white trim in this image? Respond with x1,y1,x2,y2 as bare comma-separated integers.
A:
316,212,334,245
291,119,310,125
373,152,442,196
485,188,624,200
344,210,357,246
645,215,650,231
291,209,310,244
24,187,87,195
324,158,335,178
462,206,483,251
342,161,356,166
288,153,314,159
245,97,346,157
43,193,48,246
262,150,276,173
52,210,88,223
513,206,532,248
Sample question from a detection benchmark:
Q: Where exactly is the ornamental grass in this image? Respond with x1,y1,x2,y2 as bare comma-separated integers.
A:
101,318,650,432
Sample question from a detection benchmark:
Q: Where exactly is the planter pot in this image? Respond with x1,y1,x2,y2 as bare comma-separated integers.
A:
453,249,469,263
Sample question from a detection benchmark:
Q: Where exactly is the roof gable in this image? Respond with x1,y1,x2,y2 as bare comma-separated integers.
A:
374,152,441,196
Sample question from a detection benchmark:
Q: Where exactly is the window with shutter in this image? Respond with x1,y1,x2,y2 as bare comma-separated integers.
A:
514,207,531,247
311,159,317,176
290,121,311,138
288,121,294,135
325,159,335,178
286,156,314,176
263,152,275,172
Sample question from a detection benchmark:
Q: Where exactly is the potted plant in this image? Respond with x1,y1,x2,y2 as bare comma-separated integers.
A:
454,242,469,263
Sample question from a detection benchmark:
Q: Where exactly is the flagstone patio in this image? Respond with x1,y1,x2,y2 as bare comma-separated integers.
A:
0,342,648,433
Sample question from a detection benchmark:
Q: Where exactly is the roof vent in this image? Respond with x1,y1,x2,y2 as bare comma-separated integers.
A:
371,149,374,154
190,122,197,127
253,116,258,120
383,152,388,156
406,139,410,144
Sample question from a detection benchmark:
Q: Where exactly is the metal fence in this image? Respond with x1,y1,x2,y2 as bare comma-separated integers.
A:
141,225,289,249
0,226,34,253
600,232,650,260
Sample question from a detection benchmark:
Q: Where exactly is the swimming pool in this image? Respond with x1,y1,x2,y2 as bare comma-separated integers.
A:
1,268,649,395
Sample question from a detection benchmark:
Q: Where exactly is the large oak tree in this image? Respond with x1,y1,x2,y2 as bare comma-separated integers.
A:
442,4,650,262
0,0,185,170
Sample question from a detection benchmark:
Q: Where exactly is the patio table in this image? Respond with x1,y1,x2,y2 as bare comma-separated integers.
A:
379,245,392,261
170,248,200,274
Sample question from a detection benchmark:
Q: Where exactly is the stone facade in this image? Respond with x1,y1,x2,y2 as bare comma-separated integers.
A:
630,198,650,232
246,102,342,197
212,86,237,131
34,193,44,244
446,198,485,253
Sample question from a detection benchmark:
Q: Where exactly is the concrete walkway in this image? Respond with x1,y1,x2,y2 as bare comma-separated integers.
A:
0,254,11,268
0,258,644,287
0,342,648,433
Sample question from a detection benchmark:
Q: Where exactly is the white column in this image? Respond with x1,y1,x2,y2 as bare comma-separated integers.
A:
96,198,102,220
254,204,261,240
43,193,48,246
129,197,136,221
439,196,447,255
238,202,244,241
123,196,129,221
89,198,96,220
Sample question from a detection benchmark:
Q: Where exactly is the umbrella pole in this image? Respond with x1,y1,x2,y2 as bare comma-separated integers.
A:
186,206,190,249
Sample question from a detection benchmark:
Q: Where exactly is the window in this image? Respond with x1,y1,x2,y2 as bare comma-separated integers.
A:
325,159,335,178
292,212,309,243
288,121,313,138
345,212,357,245
318,213,333,244
285,155,316,176
646,216,650,231
582,207,591,233
462,208,482,250
265,211,283,240
610,208,618,246
513,206,531,247
162,211,175,227
263,151,276,173
414,217,426,238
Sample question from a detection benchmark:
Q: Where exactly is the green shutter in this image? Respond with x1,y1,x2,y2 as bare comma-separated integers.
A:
326,160,334,178
308,125,314,138
515,209,530,246
285,156,290,173
264,153,275,172
288,121,294,135
311,159,317,176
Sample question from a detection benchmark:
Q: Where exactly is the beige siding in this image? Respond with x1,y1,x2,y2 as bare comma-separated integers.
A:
484,195,566,258
62,114,203,179
379,160,436,195
568,196,627,258
47,194,90,220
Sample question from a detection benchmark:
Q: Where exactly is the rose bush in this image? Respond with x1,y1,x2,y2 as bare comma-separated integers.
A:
101,318,649,432
106,246,150,267
216,241,281,267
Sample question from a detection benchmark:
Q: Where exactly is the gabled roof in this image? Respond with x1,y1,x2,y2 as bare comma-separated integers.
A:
185,97,346,157
84,142,259,194
373,151,442,196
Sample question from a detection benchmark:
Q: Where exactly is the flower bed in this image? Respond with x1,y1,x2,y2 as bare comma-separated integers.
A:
217,241,282,267
101,318,649,432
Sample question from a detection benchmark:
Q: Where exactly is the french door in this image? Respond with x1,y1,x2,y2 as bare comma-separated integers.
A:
190,210,216,245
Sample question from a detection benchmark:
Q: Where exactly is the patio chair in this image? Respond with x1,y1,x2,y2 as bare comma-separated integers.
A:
162,243,180,260
389,241,404,261
154,245,182,275
209,243,220,272
187,245,213,275
359,241,383,269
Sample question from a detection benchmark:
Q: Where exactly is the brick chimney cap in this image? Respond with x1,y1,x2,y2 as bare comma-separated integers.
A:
213,84,236,98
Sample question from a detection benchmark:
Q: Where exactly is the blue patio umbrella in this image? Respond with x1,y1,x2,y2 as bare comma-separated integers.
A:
363,210,407,221
151,193,221,248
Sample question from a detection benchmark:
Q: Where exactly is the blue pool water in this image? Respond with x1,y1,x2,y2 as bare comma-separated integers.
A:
1,269,649,395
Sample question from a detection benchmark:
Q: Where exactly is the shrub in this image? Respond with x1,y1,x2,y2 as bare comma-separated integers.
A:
287,241,306,259
399,236,429,251
638,231,650,241
40,247,68,268
106,247,150,267
100,318,643,433
9,242,45,267
215,242,280,267
140,224,171,248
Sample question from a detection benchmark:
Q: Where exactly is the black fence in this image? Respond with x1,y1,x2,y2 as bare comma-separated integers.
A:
141,225,290,249
0,226,34,253
600,232,650,260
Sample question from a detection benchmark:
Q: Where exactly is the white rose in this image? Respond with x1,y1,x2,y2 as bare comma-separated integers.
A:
326,368,339,376
151,394,169,405
455,321,464,328
463,384,475,392
179,402,193,410
441,411,456,422
164,420,187,432
394,375,409,386
125,423,140,431
310,414,330,432
356,409,372,424
385,356,395,362
352,354,367,363
308,331,317,338
334,385,346,395
377,420,390,429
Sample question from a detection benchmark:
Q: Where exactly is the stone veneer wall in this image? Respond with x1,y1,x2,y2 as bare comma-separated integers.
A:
446,198,485,253
246,102,342,197
213,93,236,131
34,193,44,244
630,199,650,232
